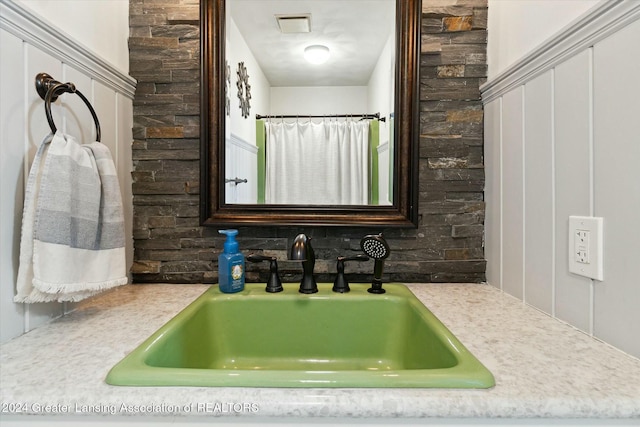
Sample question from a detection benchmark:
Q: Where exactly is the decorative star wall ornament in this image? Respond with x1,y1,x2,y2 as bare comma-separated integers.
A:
236,62,251,119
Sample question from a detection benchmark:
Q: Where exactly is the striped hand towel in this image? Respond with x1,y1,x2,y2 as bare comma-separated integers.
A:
15,131,128,303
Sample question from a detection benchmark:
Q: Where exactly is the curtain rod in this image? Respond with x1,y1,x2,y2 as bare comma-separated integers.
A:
255,113,385,122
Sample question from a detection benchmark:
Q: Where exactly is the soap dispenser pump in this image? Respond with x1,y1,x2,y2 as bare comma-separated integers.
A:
218,229,245,293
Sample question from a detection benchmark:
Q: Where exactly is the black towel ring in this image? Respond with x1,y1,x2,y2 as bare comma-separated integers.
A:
34,73,102,142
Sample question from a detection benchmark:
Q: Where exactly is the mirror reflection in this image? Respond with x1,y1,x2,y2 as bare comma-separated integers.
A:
225,0,396,206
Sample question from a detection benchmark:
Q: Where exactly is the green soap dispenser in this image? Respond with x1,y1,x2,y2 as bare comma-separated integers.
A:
218,229,245,293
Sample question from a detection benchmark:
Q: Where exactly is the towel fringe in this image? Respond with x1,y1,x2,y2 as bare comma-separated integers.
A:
33,277,128,295
14,277,128,303
13,291,94,304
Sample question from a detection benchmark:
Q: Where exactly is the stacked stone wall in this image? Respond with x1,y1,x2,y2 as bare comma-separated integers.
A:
129,0,488,284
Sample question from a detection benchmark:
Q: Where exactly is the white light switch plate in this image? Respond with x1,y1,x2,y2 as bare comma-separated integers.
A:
569,216,604,281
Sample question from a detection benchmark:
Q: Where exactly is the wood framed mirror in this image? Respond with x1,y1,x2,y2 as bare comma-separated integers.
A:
200,0,420,227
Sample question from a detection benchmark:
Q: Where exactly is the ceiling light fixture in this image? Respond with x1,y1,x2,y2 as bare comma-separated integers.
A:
304,45,330,65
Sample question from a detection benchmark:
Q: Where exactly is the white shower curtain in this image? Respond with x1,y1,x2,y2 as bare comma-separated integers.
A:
265,120,370,205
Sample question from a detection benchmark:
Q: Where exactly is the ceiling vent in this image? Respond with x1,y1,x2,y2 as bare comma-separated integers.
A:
275,14,311,34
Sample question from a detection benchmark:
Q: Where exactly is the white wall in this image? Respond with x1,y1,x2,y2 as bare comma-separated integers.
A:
483,1,640,358
225,15,270,204
487,0,600,78
13,0,129,73
367,32,394,204
0,0,134,343
226,15,270,144
270,86,368,115
367,31,394,130
267,31,392,118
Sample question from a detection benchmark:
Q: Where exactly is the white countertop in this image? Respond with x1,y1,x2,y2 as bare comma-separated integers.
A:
1,283,639,422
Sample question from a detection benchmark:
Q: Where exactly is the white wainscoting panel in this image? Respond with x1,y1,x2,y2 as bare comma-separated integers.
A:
226,133,258,204
484,99,502,291
117,94,134,275
553,49,592,332
523,71,554,315
483,6,640,358
0,28,27,342
500,88,525,300
23,43,66,331
61,65,94,143
592,19,640,357
377,142,391,205
0,2,135,343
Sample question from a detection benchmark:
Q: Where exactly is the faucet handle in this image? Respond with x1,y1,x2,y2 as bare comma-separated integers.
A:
333,255,370,293
247,254,283,293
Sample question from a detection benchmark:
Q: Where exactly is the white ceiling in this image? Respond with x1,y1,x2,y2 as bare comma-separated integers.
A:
229,0,395,87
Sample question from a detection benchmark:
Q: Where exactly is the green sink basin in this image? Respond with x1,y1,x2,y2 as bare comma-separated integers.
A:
106,283,494,388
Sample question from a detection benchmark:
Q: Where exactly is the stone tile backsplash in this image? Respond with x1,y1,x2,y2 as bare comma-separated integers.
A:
129,0,488,284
